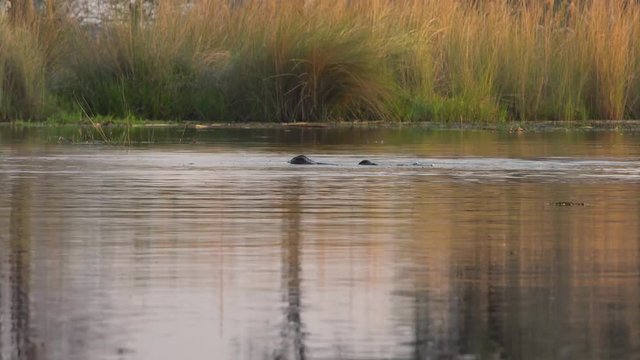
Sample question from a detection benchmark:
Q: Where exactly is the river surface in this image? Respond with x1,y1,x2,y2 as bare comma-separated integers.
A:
1,126,639,360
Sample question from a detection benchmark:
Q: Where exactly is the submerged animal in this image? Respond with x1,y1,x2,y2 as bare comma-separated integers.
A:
289,155,379,166
289,155,319,165
358,160,377,166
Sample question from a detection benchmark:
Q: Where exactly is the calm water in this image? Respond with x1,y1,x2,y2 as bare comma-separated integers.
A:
1,126,640,360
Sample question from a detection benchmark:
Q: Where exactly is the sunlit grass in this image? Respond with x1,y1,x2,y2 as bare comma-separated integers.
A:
0,18,48,119
1,0,640,123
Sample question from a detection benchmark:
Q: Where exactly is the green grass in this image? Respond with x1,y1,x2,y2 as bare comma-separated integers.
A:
2,0,640,123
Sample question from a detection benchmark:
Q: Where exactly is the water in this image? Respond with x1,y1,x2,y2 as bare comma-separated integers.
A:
1,126,640,360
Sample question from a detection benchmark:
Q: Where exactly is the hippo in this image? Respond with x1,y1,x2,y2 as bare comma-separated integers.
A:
289,155,320,165
358,160,377,166
290,155,378,166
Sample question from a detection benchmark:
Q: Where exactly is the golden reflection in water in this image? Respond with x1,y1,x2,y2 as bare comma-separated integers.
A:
401,180,640,359
0,142,639,360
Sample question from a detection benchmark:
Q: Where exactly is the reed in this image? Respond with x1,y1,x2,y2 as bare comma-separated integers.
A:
0,18,48,119
220,1,397,121
58,2,229,120
2,0,640,122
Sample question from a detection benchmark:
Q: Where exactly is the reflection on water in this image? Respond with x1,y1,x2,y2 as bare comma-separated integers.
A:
1,128,640,360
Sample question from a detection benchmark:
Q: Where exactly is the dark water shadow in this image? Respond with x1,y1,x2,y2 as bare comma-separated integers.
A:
275,176,306,360
6,176,38,359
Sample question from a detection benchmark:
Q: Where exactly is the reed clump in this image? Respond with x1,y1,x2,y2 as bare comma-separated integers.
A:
58,1,229,120
1,0,640,123
0,18,48,119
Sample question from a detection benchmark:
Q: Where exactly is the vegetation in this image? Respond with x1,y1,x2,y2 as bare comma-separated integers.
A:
1,0,640,123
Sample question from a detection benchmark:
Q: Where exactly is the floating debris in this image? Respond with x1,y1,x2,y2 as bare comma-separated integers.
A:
283,122,329,128
552,201,585,207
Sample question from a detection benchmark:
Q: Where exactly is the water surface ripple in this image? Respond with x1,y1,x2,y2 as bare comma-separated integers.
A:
1,129,639,360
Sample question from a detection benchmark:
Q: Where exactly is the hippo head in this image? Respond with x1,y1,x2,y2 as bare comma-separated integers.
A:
358,159,377,166
289,155,317,165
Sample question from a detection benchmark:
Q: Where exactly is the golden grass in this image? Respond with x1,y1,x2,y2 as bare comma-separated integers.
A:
1,0,640,122
0,17,46,119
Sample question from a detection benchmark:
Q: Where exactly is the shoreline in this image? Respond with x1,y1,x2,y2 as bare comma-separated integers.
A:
5,120,640,132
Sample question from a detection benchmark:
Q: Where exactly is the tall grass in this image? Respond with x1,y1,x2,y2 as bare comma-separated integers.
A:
218,1,396,121
59,2,229,120
0,17,48,119
2,0,640,122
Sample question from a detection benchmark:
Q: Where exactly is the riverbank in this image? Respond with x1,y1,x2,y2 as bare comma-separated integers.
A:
2,121,640,154
2,1,640,123
7,119,640,132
